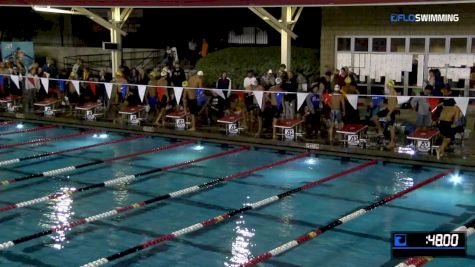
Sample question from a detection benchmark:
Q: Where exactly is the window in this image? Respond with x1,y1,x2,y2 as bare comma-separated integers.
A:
390,38,406,52
355,38,369,52
429,38,446,53
372,38,387,52
337,38,351,51
450,38,467,53
409,38,425,53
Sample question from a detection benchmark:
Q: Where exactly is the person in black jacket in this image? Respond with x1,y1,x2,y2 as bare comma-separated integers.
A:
171,63,186,87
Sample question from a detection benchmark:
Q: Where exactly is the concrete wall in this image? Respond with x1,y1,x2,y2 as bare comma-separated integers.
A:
320,4,475,74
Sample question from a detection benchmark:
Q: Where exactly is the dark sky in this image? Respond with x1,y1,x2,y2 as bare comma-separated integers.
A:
72,7,321,50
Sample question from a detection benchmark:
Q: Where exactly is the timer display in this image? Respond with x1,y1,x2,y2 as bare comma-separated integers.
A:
392,232,466,257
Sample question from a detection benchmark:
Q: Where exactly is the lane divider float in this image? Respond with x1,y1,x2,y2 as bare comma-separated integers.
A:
81,160,377,267
0,129,98,150
0,121,16,127
395,217,475,267
0,125,56,136
241,169,453,267
0,146,248,211
0,152,308,249
0,140,194,187
0,135,144,167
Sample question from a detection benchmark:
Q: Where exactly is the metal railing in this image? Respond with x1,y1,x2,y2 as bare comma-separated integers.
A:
63,49,164,74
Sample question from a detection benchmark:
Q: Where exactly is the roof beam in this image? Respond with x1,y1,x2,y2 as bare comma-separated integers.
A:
119,8,133,28
290,7,303,30
249,7,298,39
73,7,127,36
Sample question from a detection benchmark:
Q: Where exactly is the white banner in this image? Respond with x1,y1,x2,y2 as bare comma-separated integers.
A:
397,96,411,105
138,85,147,103
297,92,308,111
454,97,469,116
40,77,49,94
72,80,80,95
253,91,264,110
105,83,113,100
213,89,225,99
346,94,358,110
173,87,183,105
11,75,19,89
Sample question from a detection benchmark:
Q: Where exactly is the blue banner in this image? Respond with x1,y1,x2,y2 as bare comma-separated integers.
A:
121,85,128,99
58,80,65,92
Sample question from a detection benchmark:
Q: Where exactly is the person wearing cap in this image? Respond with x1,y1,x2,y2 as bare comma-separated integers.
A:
375,79,399,150
64,71,79,116
152,70,170,126
265,78,284,139
108,70,128,121
260,69,275,89
329,84,345,144
341,75,359,124
183,70,204,131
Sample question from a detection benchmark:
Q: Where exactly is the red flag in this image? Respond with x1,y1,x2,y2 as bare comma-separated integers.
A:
428,98,439,112
90,83,97,96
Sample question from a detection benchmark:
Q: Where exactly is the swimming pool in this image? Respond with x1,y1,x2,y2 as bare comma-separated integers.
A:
0,121,473,267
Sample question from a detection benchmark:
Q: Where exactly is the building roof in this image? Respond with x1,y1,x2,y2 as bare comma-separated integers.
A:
0,0,472,7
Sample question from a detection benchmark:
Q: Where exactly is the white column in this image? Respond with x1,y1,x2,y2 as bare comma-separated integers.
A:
281,6,292,70
110,7,122,75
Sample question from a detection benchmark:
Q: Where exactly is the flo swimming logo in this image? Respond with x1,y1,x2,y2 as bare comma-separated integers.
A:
390,14,459,23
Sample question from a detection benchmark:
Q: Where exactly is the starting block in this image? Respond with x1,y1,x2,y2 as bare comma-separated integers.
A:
0,96,22,112
274,119,304,141
166,111,187,130
336,124,368,147
407,128,440,153
217,115,241,135
34,98,60,116
118,105,146,125
75,102,103,121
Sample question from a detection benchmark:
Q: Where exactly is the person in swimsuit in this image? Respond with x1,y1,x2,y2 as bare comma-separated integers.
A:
436,98,460,159
183,70,203,131
329,84,345,144
152,70,170,126
375,79,399,150
145,70,159,119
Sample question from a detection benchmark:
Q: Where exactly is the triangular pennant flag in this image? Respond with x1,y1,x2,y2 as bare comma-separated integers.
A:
173,87,183,105
40,77,49,94
346,94,358,110
297,92,308,111
212,89,225,99
105,83,113,100
253,91,264,110
72,80,80,95
11,75,19,89
138,85,147,103
454,97,469,116
396,96,411,105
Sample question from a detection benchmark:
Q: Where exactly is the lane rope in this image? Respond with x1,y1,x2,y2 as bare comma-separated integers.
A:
0,140,194,187
0,129,97,150
0,146,248,212
0,152,308,249
0,125,56,136
0,135,144,167
395,217,475,267
0,121,15,127
81,160,377,267
241,169,453,267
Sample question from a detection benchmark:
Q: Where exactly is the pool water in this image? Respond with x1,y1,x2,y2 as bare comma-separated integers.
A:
0,122,474,267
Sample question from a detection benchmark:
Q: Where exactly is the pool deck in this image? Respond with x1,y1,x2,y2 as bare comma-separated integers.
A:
1,109,475,171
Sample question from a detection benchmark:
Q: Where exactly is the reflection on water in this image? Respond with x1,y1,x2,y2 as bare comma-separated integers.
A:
393,171,414,193
41,187,75,250
224,215,256,267
112,170,130,207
